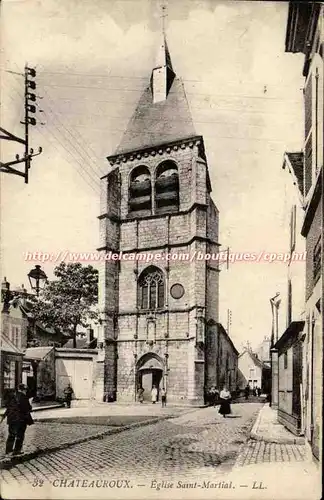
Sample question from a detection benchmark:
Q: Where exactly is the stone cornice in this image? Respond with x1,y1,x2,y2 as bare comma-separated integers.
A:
106,135,206,167
102,305,206,317
98,202,210,222
97,235,220,254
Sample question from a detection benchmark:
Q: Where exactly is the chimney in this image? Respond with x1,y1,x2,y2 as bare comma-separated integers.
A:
19,284,28,306
1,278,11,312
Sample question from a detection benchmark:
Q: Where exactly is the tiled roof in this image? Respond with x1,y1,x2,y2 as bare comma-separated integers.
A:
286,152,304,197
114,78,196,155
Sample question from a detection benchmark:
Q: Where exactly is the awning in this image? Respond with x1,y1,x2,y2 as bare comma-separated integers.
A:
24,346,54,361
0,336,24,355
274,321,305,351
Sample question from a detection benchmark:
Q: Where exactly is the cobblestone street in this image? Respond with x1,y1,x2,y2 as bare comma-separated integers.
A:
1,404,257,482
1,403,304,484
0,403,317,500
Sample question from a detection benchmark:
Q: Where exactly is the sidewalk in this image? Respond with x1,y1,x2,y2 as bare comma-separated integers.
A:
0,400,64,416
250,403,305,444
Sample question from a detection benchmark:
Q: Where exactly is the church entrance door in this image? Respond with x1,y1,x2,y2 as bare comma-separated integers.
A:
138,369,163,402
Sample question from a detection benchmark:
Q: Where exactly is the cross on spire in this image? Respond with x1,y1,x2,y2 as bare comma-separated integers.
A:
160,0,168,35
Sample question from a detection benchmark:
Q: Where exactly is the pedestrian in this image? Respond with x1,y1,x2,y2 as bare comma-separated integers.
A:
161,387,167,407
244,384,250,400
208,386,215,407
137,387,144,403
63,383,74,408
218,386,232,418
0,383,34,456
151,385,158,404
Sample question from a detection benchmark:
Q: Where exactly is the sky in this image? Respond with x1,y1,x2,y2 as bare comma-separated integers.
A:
0,0,305,351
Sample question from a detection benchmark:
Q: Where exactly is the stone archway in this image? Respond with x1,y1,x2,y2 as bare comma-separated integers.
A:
136,353,164,402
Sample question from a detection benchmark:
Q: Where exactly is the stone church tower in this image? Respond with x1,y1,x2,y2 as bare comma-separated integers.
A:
96,37,219,405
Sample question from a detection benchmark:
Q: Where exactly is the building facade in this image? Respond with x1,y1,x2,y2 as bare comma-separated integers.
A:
256,335,271,363
96,37,220,405
274,152,306,435
286,2,324,459
238,348,270,393
285,1,323,460
0,278,70,405
205,322,238,394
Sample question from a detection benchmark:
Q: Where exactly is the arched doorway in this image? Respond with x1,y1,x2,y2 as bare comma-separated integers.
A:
136,353,164,402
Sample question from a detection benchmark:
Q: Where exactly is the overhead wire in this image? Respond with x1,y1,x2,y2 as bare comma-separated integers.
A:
5,72,102,191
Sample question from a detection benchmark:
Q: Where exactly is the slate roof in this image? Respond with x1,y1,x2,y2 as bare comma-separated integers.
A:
114,78,196,155
239,349,267,369
286,152,304,197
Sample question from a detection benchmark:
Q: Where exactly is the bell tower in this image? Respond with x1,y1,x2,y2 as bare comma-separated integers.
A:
97,34,219,405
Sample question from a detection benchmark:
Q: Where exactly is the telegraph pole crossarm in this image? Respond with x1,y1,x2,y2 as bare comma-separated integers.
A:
0,127,26,145
0,65,42,183
0,148,42,177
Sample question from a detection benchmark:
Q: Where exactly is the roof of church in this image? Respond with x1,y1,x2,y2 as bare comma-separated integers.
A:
114,78,196,155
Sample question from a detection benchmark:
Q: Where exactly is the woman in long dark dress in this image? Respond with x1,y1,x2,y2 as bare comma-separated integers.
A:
218,386,231,417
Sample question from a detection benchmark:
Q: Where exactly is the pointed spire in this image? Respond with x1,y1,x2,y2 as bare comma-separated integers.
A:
151,34,175,103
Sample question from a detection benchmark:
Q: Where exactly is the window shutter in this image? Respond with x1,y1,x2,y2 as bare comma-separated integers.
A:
304,75,312,140
304,134,312,196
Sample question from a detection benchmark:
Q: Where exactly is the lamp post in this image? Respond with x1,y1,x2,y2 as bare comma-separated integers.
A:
27,265,47,401
269,292,281,409
27,265,47,296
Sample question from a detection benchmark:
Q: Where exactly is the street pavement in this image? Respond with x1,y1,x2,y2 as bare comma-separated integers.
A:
0,403,319,500
0,403,191,462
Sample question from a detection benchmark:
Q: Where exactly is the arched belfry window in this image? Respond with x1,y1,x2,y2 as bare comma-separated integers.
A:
155,161,179,214
129,166,152,214
138,266,164,310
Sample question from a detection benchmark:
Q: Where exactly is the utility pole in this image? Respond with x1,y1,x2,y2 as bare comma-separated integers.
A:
0,65,42,183
227,308,232,335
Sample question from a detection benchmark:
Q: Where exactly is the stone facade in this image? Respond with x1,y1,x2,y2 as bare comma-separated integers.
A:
97,39,220,405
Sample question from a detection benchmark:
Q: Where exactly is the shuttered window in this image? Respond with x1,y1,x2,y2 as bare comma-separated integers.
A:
304,134,312,196
304,75,312,140
290,205,296,252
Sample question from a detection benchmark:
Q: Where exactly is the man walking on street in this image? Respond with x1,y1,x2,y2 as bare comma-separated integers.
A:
161,387,167,407
63,383,74,408
1,383,34,456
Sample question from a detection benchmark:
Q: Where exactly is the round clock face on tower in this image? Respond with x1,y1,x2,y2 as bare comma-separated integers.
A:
170,283,185,299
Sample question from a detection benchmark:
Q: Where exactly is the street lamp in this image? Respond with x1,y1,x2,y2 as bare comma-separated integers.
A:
269,292,281,409
270,292,281,345
27,265,47,296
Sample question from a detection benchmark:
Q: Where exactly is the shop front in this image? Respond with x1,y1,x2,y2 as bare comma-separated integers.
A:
0,345,24,407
